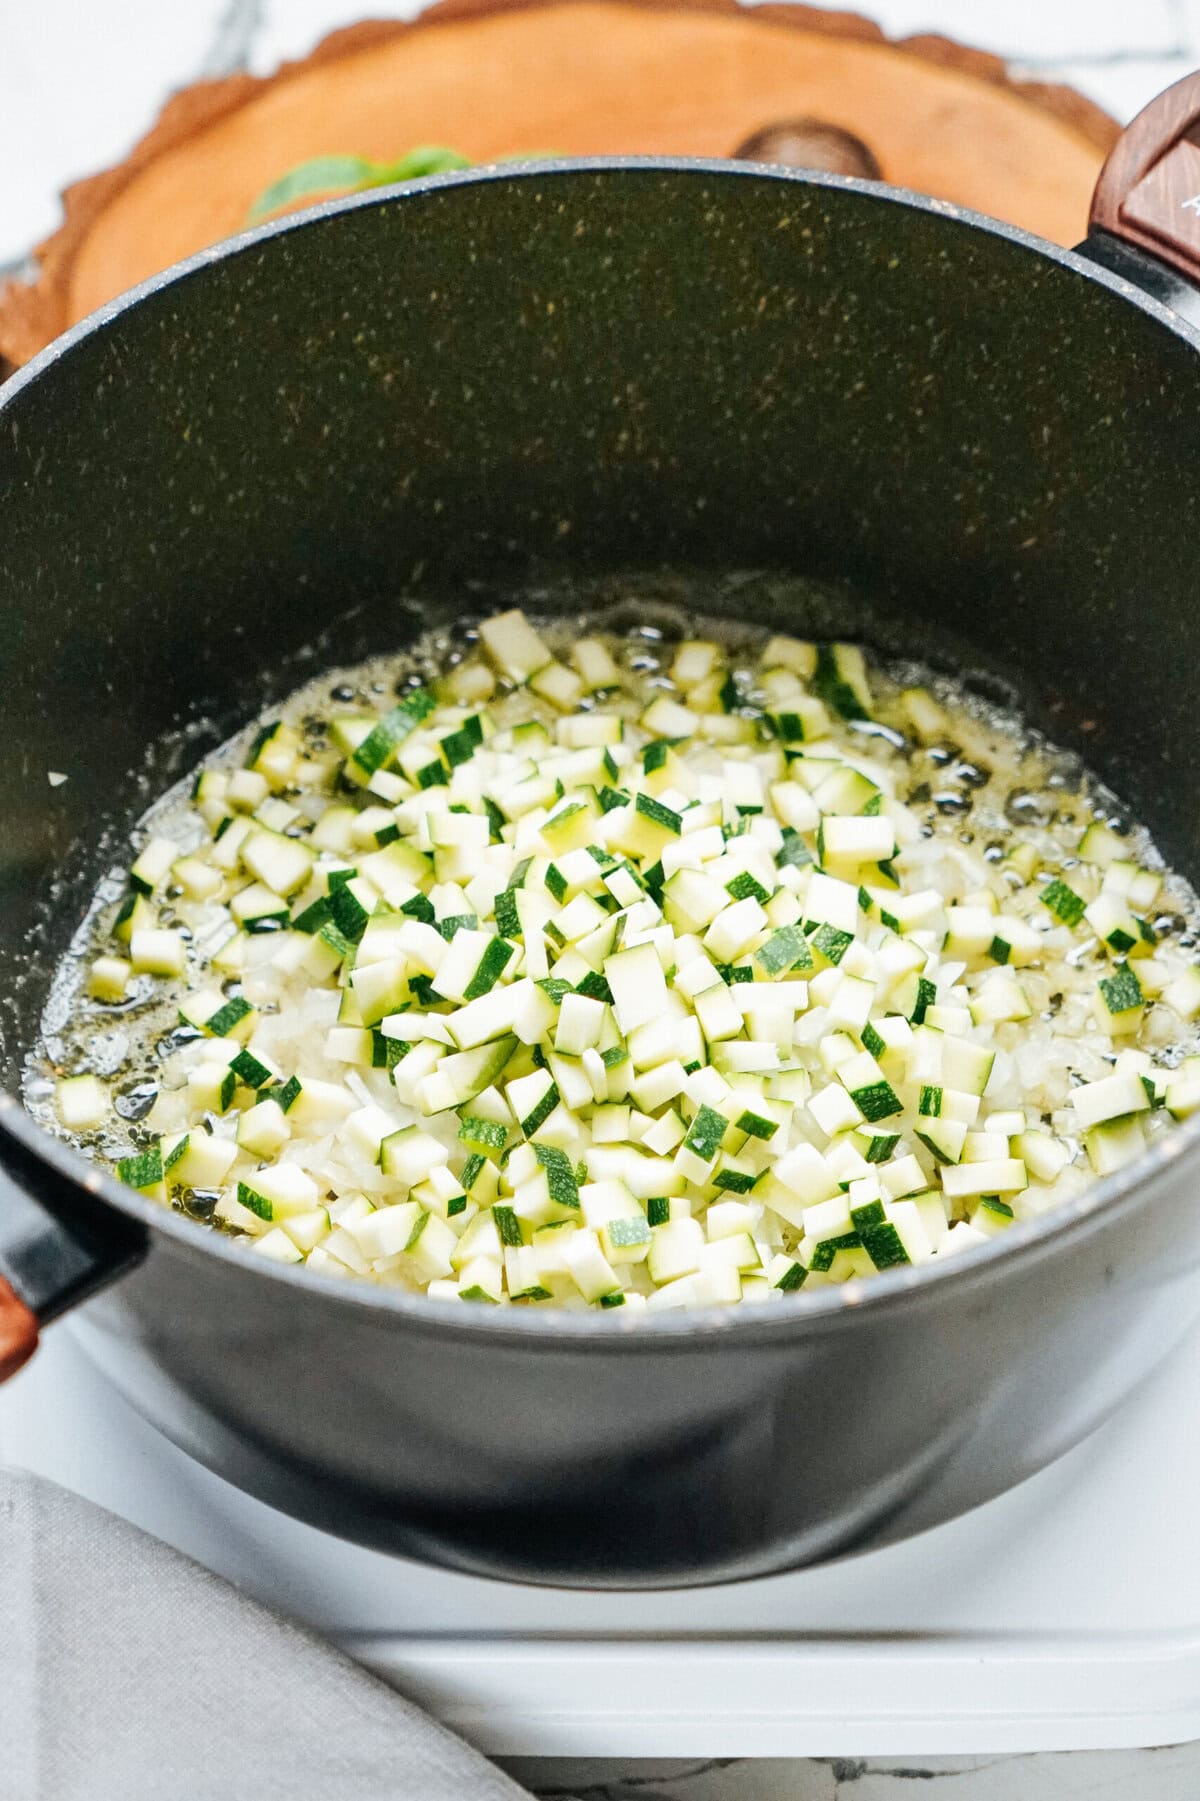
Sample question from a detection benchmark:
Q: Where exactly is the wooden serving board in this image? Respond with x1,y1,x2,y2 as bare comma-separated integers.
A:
0,0,1118,367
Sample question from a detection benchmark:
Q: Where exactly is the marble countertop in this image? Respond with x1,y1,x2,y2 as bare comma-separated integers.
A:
504,1746,1200,1797
3,4,1200,1796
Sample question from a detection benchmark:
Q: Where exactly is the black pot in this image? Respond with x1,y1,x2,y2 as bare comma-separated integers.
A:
3,77,1200,1588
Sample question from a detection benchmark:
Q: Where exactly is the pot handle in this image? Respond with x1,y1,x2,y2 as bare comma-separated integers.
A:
0,1280,37,1381
1085,70,1200,296
0,1119,147,1381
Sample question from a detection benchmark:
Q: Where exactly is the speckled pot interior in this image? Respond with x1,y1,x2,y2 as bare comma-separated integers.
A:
2,164,1199,1054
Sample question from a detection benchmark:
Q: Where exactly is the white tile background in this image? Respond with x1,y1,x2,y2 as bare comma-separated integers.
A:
1,0,1199,265
0,2,220,263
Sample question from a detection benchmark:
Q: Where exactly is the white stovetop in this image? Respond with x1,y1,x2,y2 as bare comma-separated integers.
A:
5,5,1200,1795
5,1310,1200,1771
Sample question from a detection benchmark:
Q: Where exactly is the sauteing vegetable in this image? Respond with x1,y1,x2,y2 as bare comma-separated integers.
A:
31,609,1200,1311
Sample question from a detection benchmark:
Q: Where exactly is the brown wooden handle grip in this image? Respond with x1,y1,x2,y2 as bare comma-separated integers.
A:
0,1276,38,1383
1090,70,1200,288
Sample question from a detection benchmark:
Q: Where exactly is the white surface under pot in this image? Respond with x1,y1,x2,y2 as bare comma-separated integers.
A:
2,1311,1198,1760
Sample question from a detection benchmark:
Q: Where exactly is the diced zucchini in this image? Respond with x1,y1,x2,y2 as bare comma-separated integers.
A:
129,929,186,977
479,608,553,683
56,1075,109,1131
49,607,1200,1315
378,1127,450,1186
1071,1071,1150,1132
238,1165,320,1220
1094,963,1145,1036
1085,1115,1146,1175
88,955,132,1002
129,836,177,895
1077,821,1126,867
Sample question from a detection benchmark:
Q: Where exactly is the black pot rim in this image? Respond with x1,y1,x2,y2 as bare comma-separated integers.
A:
4,154,1199,1345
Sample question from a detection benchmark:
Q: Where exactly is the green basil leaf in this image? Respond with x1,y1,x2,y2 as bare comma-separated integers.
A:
245,144,558,230
380,146,473,181
245,154,389,225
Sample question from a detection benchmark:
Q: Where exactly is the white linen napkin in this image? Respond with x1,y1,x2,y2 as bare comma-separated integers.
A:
0,1467,532,1801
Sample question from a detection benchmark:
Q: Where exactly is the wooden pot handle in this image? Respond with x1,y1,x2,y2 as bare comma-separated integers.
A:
1089,70,1200,288
0,1277,38,1382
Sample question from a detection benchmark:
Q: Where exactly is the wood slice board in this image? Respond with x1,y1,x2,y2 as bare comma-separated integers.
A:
0,0,1118,367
